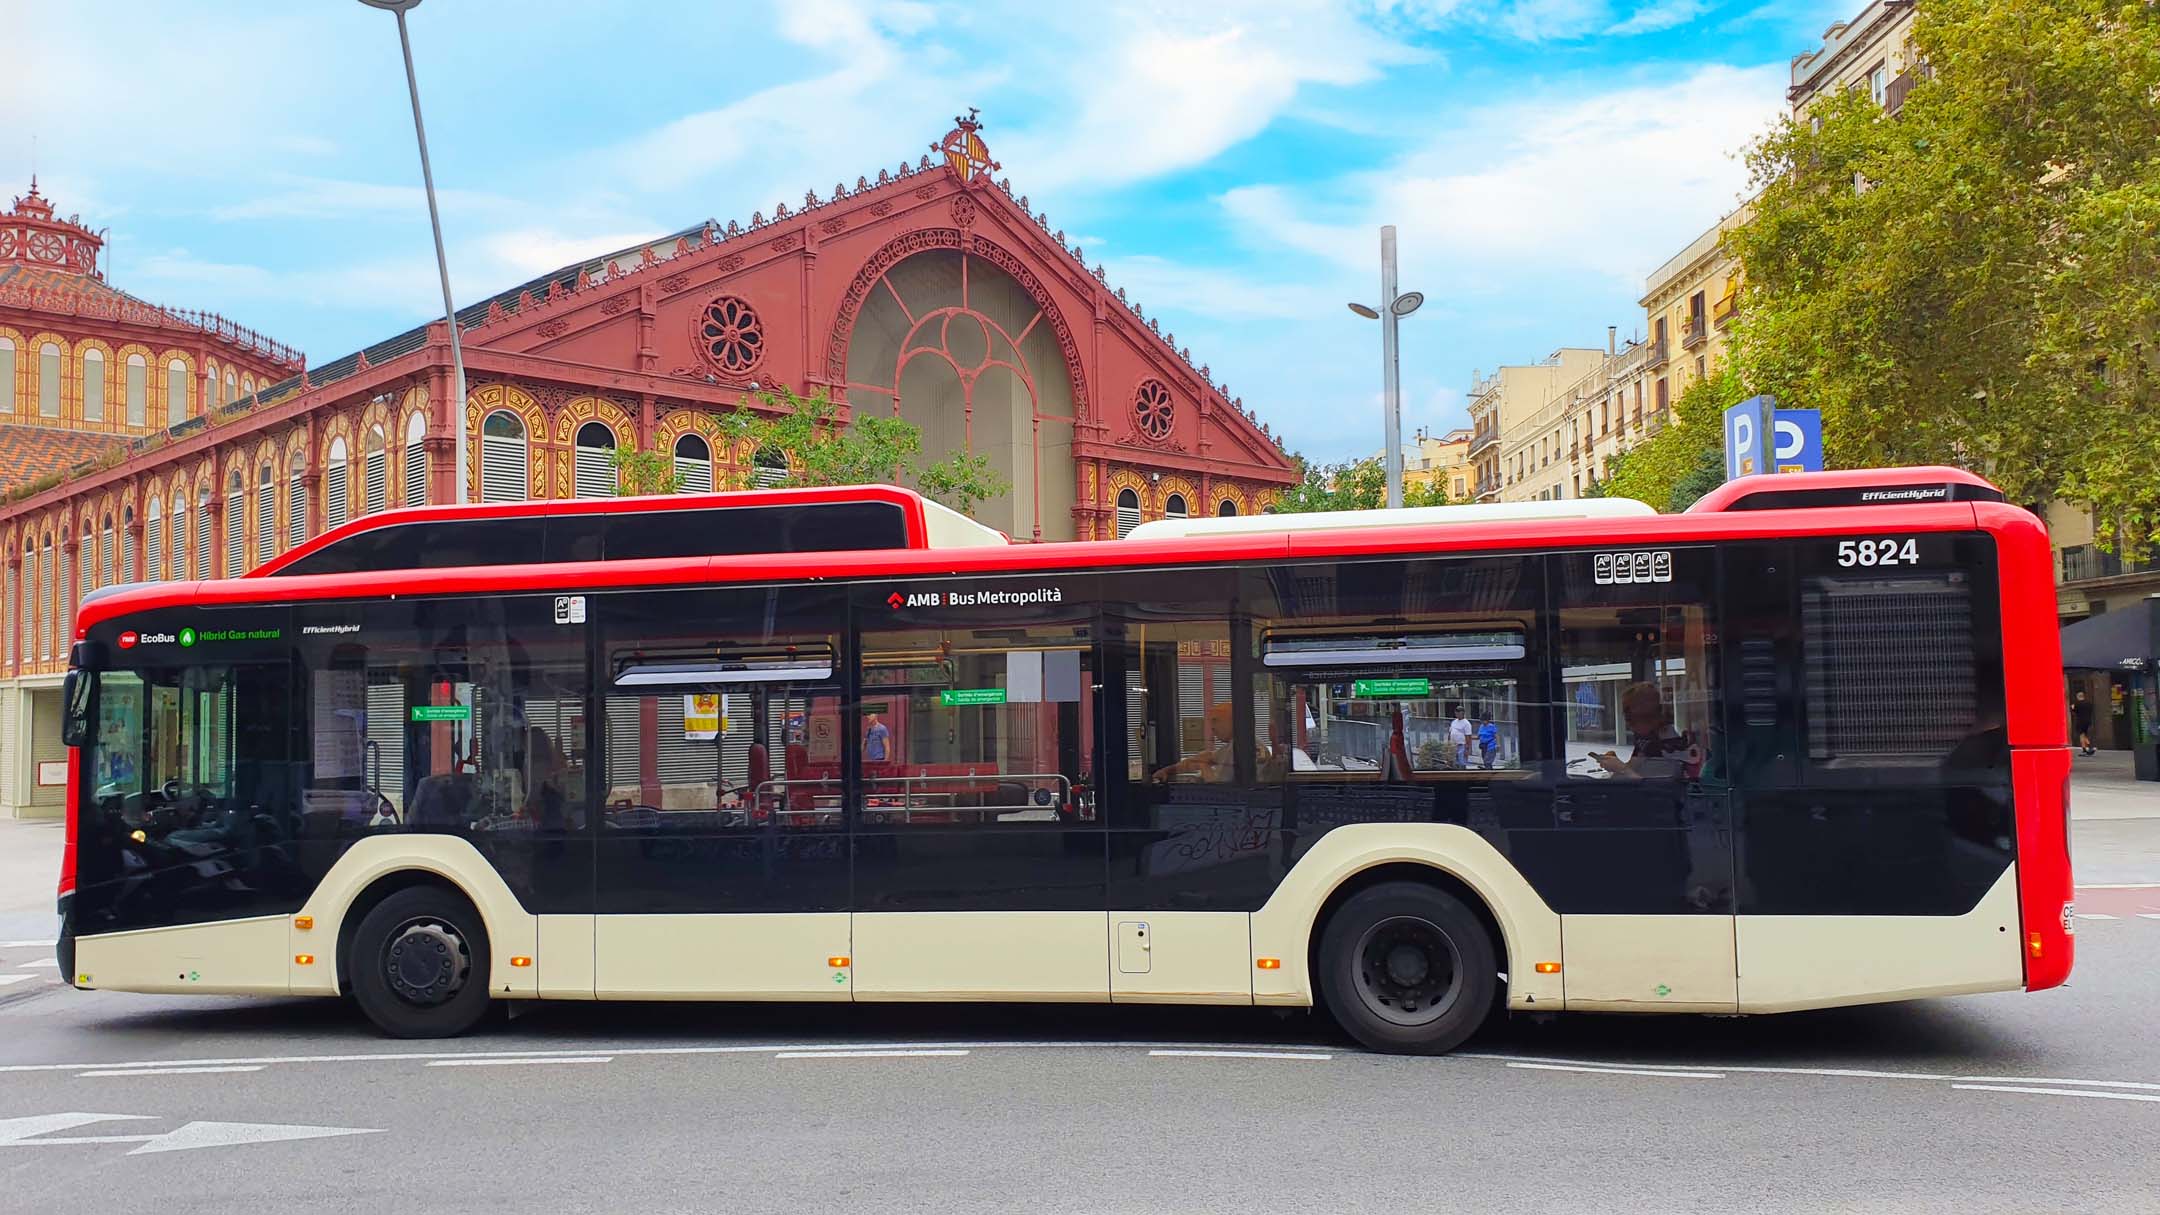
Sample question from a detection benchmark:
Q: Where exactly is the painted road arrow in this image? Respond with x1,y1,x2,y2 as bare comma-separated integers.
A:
0,1112,382,1155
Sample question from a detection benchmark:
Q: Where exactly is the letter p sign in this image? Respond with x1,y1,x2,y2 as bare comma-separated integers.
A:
1724,396,1774,480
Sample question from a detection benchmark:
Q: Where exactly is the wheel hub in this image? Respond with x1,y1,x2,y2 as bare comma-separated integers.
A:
1355,915,1464,1028
384,920,469,1007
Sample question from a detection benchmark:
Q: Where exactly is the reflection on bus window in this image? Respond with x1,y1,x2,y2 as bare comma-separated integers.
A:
1560,604,1712,782
1261,628,1527,780
858,619,1093,827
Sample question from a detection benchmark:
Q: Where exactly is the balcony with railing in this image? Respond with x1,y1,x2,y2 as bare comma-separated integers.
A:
1646,338,1669,369
1681,316,1708,350
1470,419,1500,456
2061,545,2160,585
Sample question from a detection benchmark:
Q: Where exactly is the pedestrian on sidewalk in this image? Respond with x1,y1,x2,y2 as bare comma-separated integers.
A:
2073,689,2096,755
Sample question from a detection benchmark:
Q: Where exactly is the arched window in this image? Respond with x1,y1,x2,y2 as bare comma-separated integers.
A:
194,486,211,579
288,463,308,547
80,524,93,598
121,507,135,582
240,376,254,403
100,514,115,586
402,413,427,506
1115,488,1141,539
39,343,61,418
325,437,350,529
167,359,189,426
573,421,617,498
1164,493,1189,520
82,349,105,421
146,499,164,582
38,536,52,659
480,410,526,502
225,471,245,576
1217,498,1238,517
169,495,186,579
125,353,147,426
672,433,712,493
256,464,276,565
0,336,14,414
224,369,237,409
751,444,787,489
4,542,16,667
363,426,389,514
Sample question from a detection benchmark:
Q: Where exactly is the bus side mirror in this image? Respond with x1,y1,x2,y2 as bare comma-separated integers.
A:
61,669,92,749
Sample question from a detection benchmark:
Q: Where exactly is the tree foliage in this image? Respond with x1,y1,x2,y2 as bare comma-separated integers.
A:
1272,454,1454,512
1589,363,1747,511
611,442,680,496
712,384,1009,515
1726,0,2160,544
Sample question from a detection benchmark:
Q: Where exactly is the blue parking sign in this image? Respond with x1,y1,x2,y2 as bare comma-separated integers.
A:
1770,408,1822,473
1724,396,1774,479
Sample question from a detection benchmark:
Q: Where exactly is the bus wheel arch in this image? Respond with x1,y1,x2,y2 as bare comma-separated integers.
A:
342,878,495,1039
335,869,480,993
1304,856,1512,1046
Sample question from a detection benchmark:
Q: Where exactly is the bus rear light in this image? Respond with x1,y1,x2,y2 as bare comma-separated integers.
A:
2028,933,2045,959
1255,958,1281,970
510,956,532,968
293,915,313,931
294,954,315,966
827,956,850,968
1534,962,1562,974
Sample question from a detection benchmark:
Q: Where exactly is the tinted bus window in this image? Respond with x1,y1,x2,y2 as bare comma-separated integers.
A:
279,519,547,576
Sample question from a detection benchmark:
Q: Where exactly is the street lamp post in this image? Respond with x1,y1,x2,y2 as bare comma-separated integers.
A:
359,0,468,504
1349,225,1424,510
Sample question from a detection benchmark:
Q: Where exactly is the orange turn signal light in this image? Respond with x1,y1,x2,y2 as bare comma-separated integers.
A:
510,956,532,968
1255,957,1281,970
828,956,851,968
293,915,313,931
294,954,315,966
1534,961,1562,974
2028,933,2044,959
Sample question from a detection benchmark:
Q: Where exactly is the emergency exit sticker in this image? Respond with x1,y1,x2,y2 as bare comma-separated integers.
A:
553,595,587,625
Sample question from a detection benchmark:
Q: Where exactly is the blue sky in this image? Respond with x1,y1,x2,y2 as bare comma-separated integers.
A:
6,0,1849,462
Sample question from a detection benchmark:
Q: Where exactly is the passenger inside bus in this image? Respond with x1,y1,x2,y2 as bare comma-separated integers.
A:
1592,681,1703,781
1152,702,1236,783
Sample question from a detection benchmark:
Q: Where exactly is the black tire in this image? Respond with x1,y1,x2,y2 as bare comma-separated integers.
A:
348,886,493,1039
1316,881,1498,1055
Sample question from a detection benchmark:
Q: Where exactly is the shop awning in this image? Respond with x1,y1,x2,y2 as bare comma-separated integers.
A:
2060,597,2160,670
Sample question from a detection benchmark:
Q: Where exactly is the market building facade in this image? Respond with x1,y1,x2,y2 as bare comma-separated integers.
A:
0,114,1298,818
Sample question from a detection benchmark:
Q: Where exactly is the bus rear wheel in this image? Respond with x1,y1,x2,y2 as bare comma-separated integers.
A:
349,886,493,1039
1317,881,1497,1055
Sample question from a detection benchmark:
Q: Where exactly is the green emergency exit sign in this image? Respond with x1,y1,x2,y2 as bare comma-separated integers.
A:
410,704,472,722
939,688,1008,707
1352,678,1431,698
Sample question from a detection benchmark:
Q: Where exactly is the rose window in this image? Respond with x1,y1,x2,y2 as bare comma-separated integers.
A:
0,230,16,259
25,231,64,264
697,296,766,376
1133,379,1175,443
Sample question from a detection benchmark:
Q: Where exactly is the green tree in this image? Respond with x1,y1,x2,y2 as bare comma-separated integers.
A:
1590,362,1748,511
1726,0,2160,544
715,384,1010,515
611,442,680,496
1273,454,1452,513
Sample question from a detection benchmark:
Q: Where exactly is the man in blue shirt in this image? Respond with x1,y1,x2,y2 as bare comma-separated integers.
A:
863,712,890,764
1477,718,1499,769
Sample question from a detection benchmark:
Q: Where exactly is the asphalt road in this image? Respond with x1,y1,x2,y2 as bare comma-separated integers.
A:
1,759,2155,1214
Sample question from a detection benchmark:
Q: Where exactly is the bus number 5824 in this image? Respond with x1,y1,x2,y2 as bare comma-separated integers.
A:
1837,537,1919,567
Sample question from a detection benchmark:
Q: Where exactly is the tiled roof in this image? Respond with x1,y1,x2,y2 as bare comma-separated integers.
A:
0,263,154,309
0,424,127,496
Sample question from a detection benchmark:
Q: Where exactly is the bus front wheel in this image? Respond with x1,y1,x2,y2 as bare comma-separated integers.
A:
349,885,493,1039
1317,881,1497,1055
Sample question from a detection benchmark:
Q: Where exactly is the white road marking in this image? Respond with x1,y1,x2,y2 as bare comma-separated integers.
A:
2076,883,2160,889
17,959,58,968
1459,1052,1949,1081
2139,914,2160,921
424,1056,611,1068
1508,1061,1722,1080
0,1112,380,1154
0,940,55,949
1953,1084,2160,1105
774,1049,970,1060
1955,1075,2160,1092
0,974,39,987
2075,913,2118,921
77,1066,264,1078
1149,1049,1333,1061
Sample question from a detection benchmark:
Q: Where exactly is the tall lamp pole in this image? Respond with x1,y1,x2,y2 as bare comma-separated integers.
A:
360,0,468,503
1349,226,1424,509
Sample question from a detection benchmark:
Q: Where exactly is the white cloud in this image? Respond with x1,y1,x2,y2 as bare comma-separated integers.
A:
1098,255,1319,321
1221,62,1785,291
1607,0,1710,35
209,177,518,223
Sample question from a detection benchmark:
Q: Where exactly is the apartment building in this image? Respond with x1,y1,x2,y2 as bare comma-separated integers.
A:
1788,0,1922,116
1467,347,1605,502
1640,200,1750,422
1401,426,1473,502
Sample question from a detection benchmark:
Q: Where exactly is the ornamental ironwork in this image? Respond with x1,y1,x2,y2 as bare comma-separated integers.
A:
697,295,766,376
1133,379,1175,443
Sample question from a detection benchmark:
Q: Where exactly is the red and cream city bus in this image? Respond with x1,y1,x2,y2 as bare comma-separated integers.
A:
55,468,2073,1053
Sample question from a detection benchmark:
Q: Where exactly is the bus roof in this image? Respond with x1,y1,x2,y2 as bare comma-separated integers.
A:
1125,497,1655,542
250,483,1007,578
